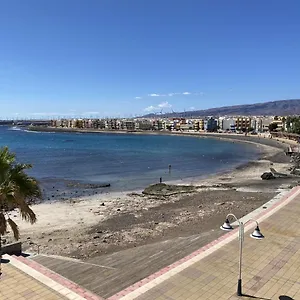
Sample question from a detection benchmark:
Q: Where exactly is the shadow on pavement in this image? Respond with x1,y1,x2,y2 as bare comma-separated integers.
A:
21,252,31,258
242,294,271,299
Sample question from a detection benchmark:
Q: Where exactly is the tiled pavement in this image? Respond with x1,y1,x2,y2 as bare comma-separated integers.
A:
2,187,300,300
109,186,300,300
0,263,67,300
0,254,102,300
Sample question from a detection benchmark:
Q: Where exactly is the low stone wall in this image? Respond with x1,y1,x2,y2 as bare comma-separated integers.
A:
2,242,22,255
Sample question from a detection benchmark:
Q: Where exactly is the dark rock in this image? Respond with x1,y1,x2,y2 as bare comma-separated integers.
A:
101,203,105,206
143,183,196,196
261,172,276,180
67,182,110,189
117,208,121,211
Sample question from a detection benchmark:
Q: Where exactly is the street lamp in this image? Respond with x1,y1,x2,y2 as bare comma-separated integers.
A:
220,214,264,296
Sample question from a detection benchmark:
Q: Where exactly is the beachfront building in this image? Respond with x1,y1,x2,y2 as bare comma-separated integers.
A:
220,117,236,132
162,119,174,131
193,119,203,131
235,117,251,131
180,123,191,131
153,120,163,130
92,119,106,129
106,119,120,130
204,117,218,132
255,117,273,132
123,120,136,131
136,119,153,131
272,116,285,131
199,119,205,130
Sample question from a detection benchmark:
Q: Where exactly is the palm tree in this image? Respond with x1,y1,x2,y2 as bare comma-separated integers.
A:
0,146,41,276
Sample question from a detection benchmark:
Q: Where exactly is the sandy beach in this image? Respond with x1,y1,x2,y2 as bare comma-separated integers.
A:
3,133,299,260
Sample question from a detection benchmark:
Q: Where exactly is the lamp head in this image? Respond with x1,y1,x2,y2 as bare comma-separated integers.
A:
220,218,233,231
250,226,264,240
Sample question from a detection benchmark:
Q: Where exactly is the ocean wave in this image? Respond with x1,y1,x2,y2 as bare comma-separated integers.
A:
23,129,42,134
23,129,55,134
9,126,22,131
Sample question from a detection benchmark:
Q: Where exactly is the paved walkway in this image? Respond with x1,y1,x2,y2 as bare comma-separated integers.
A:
108,186,300,300
0,263,67,300
0,254,102,300
2,187,300,300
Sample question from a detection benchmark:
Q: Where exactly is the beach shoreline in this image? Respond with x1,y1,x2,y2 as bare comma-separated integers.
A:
3,129,299,260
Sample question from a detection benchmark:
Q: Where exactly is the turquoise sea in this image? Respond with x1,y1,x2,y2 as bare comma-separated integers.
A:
0,126,261,200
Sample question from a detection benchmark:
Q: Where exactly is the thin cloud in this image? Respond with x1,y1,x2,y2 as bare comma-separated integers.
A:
144,101,172,112
138,91,203,99
81,111,100,115
144,105,157,112
148,93,161,97
158,101,172,108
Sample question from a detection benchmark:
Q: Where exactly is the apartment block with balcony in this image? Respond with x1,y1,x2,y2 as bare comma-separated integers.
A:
235,117,251,131
153,120,163,130
136,120,153,131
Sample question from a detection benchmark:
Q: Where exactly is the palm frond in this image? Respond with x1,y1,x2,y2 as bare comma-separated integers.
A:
7,218,19,240
0,147,39,238
0,212,7,235
15,198,37,224
10,165,41,198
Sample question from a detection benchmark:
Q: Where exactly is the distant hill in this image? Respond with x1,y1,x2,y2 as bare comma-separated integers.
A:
143,99,300,118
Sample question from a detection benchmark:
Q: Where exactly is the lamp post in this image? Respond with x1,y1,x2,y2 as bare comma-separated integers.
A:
220,214,264,296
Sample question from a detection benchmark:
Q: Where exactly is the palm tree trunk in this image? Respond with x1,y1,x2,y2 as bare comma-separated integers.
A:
0,235,2,277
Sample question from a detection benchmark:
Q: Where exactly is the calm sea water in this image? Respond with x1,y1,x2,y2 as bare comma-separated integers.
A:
0,126,261,199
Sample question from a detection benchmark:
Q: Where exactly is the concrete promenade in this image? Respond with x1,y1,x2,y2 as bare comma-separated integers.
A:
0,263,67,300
108,186,300,300
2,186,300,300
0,255,102,300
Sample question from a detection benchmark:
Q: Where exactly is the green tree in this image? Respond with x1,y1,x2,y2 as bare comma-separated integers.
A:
269,123,278,132
287,117,300,134
0,147,41,276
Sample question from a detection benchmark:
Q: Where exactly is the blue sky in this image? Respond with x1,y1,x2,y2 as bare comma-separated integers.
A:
1,0,300,119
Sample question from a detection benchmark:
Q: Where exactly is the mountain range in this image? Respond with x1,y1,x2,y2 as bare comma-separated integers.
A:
143,99,300,118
